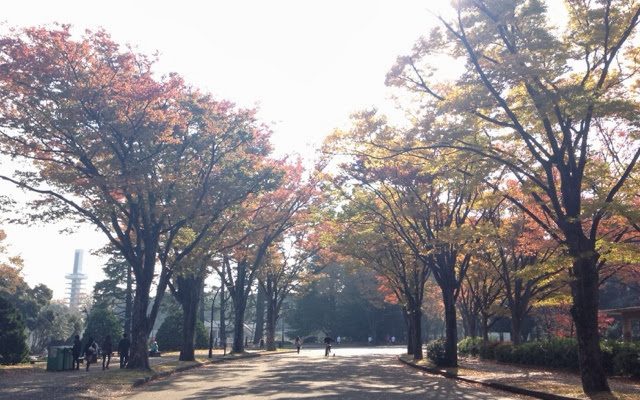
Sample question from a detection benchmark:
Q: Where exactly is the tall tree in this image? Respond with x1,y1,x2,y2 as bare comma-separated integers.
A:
482,205,564,345
217,161,313,353
324,111,489,365
92,250,133,335
457,260,502,341
0,27,276,369
252,284,266,345
0,230,53,332
387,1,640,393
29,301,82,353
259,229,319,351
83,305,122,347
334,211,430,359
0,294,28,364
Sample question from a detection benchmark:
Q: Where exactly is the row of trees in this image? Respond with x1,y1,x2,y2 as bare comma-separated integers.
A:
0,26,323,368
320,0,640,396
1,2,639,397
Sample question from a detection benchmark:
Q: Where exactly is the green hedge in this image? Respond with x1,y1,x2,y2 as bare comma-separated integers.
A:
155,312,209,352
425,339,448,366
458,337,640,377
458,336,483,357
601,340,640,377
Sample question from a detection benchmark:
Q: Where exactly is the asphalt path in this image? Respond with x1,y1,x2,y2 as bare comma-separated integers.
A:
124,346,530,399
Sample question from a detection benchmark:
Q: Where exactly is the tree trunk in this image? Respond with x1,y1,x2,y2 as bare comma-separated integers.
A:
231,296,247,353
481,312,489,343
460,308,470,338
179,292,198,361
442,286,458,367
199,285,206,324
469,316,478,338
253,285,265,345
511,307,523,346
569,248,610,394
127,277,151,369
403,308,414,355
265,298,277,351
412,308,423,360
127,234,165,370
208,288,217,358
177,275,204,361
124,262,133,337
219,283,226,350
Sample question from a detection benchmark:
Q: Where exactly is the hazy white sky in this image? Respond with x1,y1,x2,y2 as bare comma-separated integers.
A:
1,0,447,299
0,0,568,300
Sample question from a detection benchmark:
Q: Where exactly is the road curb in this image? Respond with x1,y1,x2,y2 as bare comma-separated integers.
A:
397,356,581,400
132,350,296,388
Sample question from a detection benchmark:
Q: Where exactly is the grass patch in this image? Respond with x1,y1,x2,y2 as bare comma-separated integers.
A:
83,368,152,386
152,360,201,373
0,362,47,374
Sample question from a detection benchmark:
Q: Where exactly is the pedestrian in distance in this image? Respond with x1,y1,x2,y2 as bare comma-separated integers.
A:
259,338,265,349
323,336,334,357
336,336,341,345
102,335,112,370
149,338,160,356
84,337,97,371
294,336,301,354
72,334,82,370
118,333,130,369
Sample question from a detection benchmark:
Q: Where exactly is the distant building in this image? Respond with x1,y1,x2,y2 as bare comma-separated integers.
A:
65,249,87,309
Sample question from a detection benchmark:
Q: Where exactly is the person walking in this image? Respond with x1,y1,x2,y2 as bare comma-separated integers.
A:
323,336,334,357
336,336,341,345
72,335,82,370
101,335,112,370
118,333,130,369
294,336,301,354
84,337,97,371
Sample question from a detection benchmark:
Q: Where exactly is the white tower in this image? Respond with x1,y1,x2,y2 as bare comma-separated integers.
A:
65,249,87,309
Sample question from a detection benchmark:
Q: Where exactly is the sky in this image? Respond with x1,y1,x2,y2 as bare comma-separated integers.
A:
0,0,450,300
0,0,569,301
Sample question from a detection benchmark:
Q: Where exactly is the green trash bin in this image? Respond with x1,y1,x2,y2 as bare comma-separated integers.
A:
62,347,74,370
46,346,64,371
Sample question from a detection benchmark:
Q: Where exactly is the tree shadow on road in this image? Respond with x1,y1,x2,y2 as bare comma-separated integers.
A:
133,352,518,399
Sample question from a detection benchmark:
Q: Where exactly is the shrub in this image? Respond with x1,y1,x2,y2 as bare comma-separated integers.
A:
514,341,544,365
458,337,483,357
469,337,639,377
0,295,29,364
493,343,514,363
610,341,640,378
426,339,447,366
155,311,208,351
600,340,616,375
479,341,500,360
542,338,578,369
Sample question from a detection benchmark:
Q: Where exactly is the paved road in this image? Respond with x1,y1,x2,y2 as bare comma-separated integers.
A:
124,346,530,399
